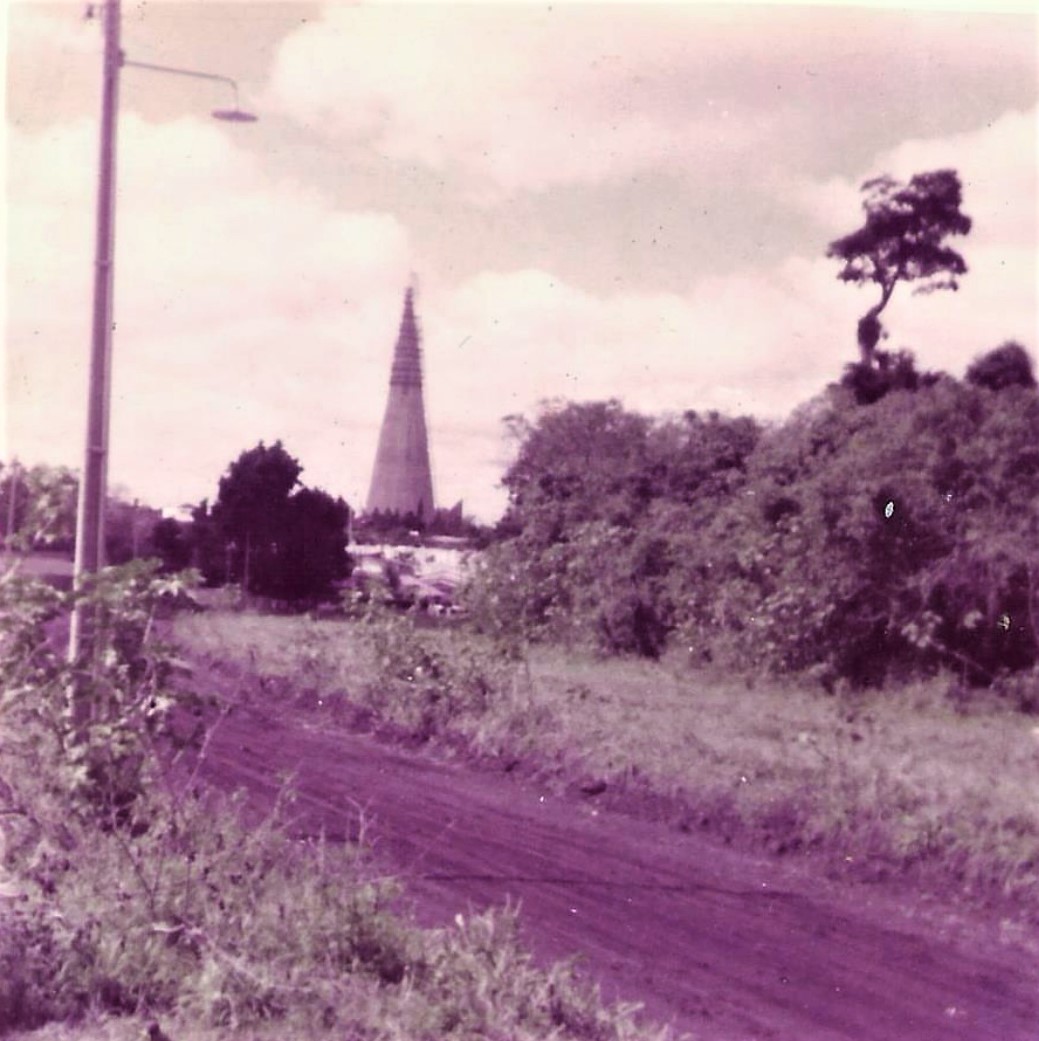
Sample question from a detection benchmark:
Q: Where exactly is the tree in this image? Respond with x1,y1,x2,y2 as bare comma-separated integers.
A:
965,341,1037,392
204,441,351,600
278,487,352,600
471,402,759,657
151,516,193,574
500,400,653,542
0,462,79,552
828,169,971,366
211,441,302,594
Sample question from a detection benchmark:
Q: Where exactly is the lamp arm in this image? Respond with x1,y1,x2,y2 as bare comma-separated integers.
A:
123,59,242,107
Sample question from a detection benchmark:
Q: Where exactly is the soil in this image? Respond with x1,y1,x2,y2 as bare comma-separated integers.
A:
193,684,1039,1041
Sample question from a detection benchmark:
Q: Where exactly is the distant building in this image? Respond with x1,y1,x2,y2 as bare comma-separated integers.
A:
366,286,436,522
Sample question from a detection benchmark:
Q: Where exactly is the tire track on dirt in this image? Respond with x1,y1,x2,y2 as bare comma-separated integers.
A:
200,703,1039,1041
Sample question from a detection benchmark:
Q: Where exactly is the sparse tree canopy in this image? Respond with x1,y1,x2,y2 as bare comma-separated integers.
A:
828,169,971,365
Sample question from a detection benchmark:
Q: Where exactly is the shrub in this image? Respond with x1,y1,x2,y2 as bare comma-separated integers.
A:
839,348,927,405
965,341,1037,391
354,600,515,739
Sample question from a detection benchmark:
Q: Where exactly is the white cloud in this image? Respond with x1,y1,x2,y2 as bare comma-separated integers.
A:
264,5,793,199
8,6,1034,525
267,5,1036,201
13,101,1033,523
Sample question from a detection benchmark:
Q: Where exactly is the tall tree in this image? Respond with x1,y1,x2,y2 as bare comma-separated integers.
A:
204,442,351,599
828,169,971,366
212,441,302,594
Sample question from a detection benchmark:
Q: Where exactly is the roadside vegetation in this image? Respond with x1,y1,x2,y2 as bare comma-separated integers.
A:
0,566,667,1040
177,606,1039,937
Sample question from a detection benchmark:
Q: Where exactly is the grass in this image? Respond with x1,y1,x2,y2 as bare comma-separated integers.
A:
3,735,666,1041
176,609,1039,930
1,574,671,1041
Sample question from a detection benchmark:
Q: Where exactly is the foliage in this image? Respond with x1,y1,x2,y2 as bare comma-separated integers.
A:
412,905,655,1041
105,500,164,567
175,612,1039,927
679,377,1039,686
150,517,194,574
0,787,405,1030
473,402,760,658
965,340,1037,391
355,503,487,546
0,463,79,552
472,365,1039,691
499,401,655,540
838,348,937,406
1,570,660,1040
195,442,351,601
353,599,523,742
827,169,971,365
0,561,204,825
0,463,170,567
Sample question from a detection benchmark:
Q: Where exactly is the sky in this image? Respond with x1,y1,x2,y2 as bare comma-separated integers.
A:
4,1,1037,522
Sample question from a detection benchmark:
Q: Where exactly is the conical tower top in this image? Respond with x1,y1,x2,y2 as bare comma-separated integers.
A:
389,286,423,389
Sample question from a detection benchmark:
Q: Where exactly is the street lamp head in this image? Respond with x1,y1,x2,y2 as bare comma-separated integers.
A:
212,108,258,123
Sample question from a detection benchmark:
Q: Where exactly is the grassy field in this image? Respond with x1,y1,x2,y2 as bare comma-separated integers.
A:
176,609,1039,934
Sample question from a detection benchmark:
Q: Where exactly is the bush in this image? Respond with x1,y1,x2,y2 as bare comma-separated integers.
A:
839,348,927,405
965,341,1037,391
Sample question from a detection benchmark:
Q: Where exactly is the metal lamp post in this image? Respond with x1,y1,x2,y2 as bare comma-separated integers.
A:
68,0,256,662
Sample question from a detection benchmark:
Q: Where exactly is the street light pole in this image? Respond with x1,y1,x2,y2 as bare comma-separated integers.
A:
67,1,257,663
68,0,121,663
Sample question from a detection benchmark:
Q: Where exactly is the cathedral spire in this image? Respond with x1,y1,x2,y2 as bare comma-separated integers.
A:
366,286,436,522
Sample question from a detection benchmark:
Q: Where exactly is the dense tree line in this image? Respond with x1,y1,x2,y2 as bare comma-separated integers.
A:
467,165,1038,694
466,344,1039,691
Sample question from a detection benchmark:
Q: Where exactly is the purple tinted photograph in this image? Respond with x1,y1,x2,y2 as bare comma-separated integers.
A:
3,3,1037,1040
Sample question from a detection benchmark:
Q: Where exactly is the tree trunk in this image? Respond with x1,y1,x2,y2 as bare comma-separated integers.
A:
856,308,883,367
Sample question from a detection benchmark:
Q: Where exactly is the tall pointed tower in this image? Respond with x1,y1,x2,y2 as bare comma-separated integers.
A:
366,286,436,521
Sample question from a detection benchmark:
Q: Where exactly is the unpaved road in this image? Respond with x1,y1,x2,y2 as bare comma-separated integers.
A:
199,697,1038,1041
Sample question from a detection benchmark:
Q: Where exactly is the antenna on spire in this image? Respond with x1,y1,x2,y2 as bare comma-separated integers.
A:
408,270,421,299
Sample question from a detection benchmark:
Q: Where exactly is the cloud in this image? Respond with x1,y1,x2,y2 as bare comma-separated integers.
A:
267,4,1036,200
413,257,863,517
12,100,1034,523
261,7,785,197
6,111,412,512
9,6,1035,525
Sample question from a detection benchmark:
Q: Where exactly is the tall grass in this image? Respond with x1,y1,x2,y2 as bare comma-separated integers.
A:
176,610,1039,928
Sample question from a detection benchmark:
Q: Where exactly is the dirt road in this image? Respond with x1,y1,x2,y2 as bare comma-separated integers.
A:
199,697,1038,1041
